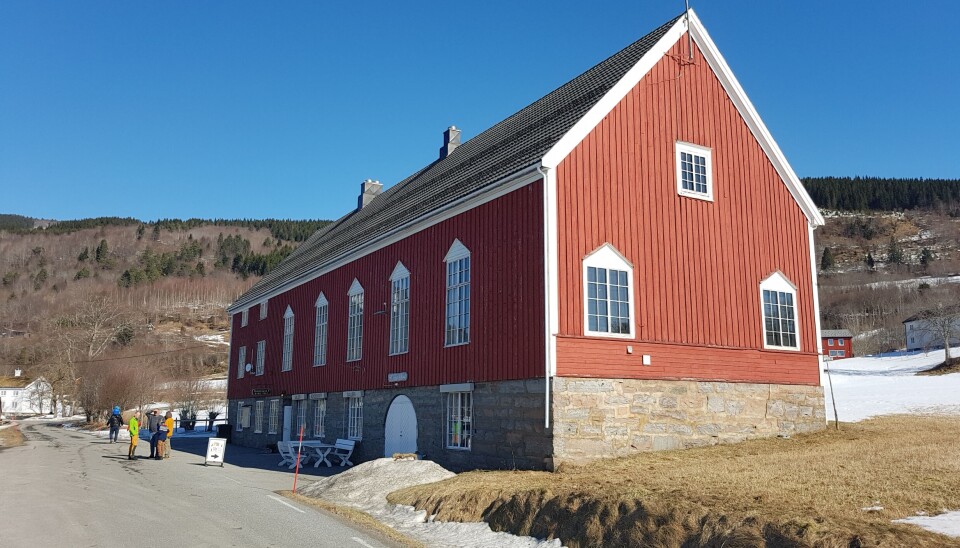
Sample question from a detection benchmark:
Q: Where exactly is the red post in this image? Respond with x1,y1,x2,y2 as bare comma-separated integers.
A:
292,425,305,492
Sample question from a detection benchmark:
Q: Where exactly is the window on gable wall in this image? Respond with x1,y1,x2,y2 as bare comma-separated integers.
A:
314,293,328,366
281,306,294,372
347,280,364,362
675,141,713,201
236,346,246,379
444,240,471,346
760,272,799,350
241,309,248,327
259,300,268,320
583,244,634,337
390,262,410,355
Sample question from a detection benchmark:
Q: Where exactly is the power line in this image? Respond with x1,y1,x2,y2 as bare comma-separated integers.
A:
0,344,229,368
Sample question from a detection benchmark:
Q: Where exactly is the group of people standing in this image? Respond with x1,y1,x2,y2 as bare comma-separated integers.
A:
107,407,174,461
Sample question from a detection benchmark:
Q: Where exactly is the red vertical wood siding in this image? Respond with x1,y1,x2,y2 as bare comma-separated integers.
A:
228,183,545,399
555,36,819,385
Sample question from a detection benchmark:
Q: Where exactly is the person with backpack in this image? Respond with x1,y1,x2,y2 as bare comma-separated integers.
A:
107,406,123,443
147,409,163,458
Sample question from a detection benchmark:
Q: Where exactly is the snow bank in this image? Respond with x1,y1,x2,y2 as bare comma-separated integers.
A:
824,347,960,422
299,458,562,548
895,511,960,538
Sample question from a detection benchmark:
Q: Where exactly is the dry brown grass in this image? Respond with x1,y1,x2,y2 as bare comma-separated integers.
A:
389,416,960,547
0,425,25,449
918,362,960,376
278,490,423,548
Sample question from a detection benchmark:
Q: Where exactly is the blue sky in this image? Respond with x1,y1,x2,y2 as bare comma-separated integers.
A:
1,1,957,222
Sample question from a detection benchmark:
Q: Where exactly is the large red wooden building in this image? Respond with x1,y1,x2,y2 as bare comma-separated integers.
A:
227,10,827,470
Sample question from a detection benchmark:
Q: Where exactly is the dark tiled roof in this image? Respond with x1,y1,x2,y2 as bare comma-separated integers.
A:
821,329,853,338
231,14,684,311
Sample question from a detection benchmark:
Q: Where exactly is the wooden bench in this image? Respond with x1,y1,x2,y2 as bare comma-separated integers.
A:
330,438,355,467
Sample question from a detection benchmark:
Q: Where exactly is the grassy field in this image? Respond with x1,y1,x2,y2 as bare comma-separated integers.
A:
0,424,25,449
389,416,960,547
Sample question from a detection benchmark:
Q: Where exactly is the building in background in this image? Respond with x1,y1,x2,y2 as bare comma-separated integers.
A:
225,9,826,470
0,369,53,417
821,329,854,359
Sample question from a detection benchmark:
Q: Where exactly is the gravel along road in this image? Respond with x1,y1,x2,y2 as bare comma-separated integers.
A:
0,420,402,548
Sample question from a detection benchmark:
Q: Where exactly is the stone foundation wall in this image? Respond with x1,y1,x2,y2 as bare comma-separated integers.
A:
228,378,553,471
552,377,825,466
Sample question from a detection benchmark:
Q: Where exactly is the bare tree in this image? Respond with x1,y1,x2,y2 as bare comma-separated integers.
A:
911,303,960,365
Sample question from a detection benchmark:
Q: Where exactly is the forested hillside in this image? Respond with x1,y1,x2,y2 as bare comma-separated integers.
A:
804,177,960,357
0,215,328,419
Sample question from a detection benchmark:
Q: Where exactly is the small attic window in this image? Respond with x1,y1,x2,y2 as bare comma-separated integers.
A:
676,142,713,201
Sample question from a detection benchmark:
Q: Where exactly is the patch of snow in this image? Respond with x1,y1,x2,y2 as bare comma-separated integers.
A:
861,505,884,512
824,347,960,422
895,510,960,538
194,333,229,346
299,458,563,548
860,274,960,290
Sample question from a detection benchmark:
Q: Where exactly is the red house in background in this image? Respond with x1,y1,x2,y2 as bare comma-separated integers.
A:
226,10,827,471
822,330,854,359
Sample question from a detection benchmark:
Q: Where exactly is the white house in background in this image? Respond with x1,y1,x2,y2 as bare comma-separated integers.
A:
903,308,960,352
0,369,53,416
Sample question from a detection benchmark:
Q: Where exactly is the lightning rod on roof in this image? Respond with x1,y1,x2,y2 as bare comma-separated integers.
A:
684,0,693,61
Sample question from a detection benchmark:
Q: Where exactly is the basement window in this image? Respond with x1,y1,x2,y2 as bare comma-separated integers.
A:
254,400,264,434
444,390,472,451
268,399,280,435
675,142,713,201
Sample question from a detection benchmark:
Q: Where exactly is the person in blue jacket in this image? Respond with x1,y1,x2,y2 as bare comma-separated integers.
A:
107,406,123,443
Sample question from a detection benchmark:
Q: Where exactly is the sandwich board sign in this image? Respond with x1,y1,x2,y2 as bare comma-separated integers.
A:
205,437,227,467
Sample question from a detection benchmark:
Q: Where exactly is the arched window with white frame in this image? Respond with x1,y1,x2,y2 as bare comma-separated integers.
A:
281,306,294,372
444,239,471,346
313,292,328,366
582,243,634,337
346,279,364,361
389,262,410,355
760,271,800,350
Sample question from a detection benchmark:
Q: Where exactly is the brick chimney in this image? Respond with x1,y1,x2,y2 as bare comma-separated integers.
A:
439,125,461,160
357,179,383,210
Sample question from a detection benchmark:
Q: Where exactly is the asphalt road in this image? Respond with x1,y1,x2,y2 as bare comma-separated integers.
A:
0,421,401,548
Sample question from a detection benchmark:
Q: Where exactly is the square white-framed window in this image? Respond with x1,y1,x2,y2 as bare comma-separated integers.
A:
827,338,834,347
445,391,472,450
281,306,294,372
389,262,411,355
312,398,326,439
444,239,471,347
760,271,799,351
347,279,364,362
675,141,713,201
314,293,328,366
254,400,264,433
268,399,279,435
236,346,246,379
240,309,249,327
259,300,268,320
346,394,363,440
838,339,845,346
255,340,266,376
583,243,634,338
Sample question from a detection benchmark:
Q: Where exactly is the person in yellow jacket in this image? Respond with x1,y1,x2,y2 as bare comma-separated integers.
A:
127,410,141,460
162,411,175,459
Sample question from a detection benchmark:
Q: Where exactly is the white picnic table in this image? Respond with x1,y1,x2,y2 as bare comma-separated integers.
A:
278,440,336,468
